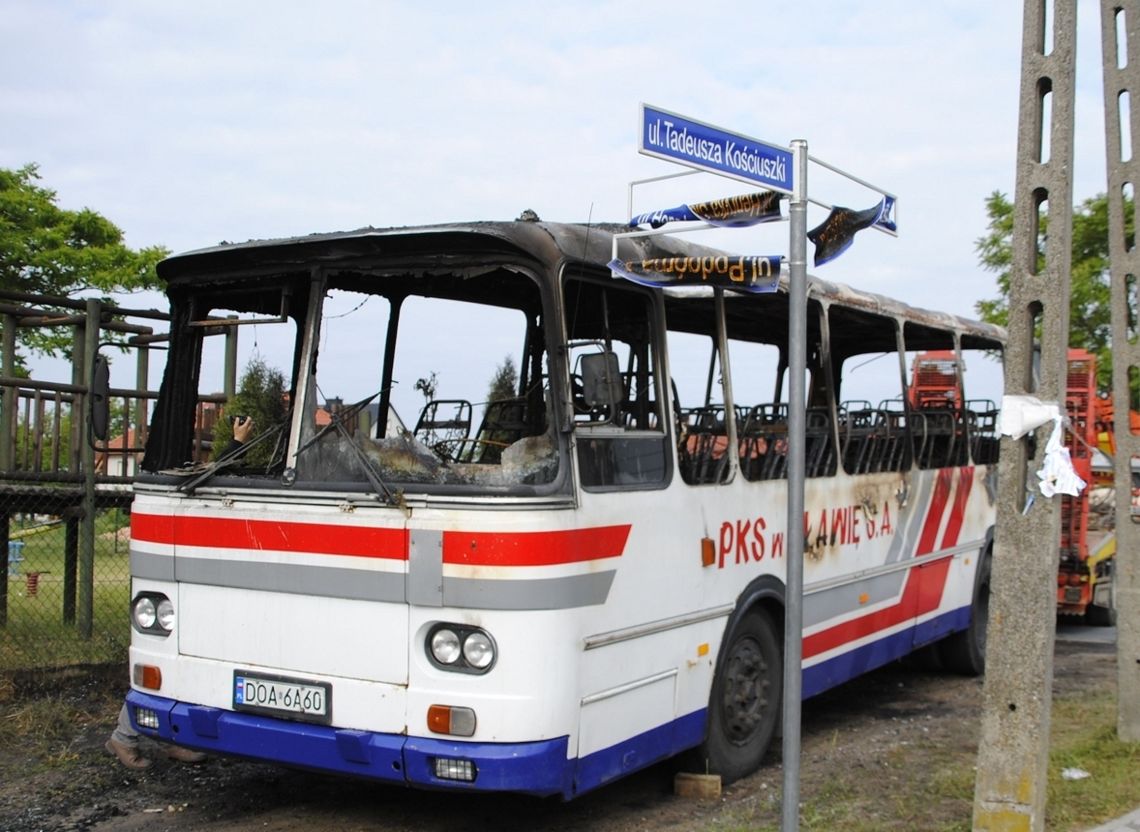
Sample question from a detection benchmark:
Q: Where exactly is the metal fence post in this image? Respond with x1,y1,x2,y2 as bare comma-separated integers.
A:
0,512,8,628
78,298,100,639
1,313,15,472
63,507,80,624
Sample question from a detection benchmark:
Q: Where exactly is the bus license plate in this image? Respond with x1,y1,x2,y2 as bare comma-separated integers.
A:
233,671,331,725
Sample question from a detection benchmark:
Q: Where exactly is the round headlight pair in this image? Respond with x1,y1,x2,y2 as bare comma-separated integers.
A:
427,625,496,673
132,593,175,636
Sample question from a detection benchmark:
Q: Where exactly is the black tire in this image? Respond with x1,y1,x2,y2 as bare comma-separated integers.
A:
1085,574,1117,627
699,608,782,784
939,554,990,675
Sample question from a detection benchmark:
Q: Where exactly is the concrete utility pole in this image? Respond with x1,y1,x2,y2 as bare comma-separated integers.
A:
1100,0,1140,743
973,2,1076,831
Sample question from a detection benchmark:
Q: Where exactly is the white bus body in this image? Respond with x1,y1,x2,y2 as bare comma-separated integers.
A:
124,221,1002,798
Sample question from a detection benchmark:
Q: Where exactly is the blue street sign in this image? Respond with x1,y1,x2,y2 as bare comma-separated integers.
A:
640,104,794,193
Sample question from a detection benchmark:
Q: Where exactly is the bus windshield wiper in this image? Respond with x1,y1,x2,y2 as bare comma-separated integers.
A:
291,390,400,507
178,421,287,494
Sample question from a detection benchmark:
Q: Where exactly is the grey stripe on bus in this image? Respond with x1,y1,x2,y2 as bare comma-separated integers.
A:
407,528,443,607
888,469,936,566
442,572,616,610
129,550,615,610
131,549,175,581
174,557,407,602
803,568,907,629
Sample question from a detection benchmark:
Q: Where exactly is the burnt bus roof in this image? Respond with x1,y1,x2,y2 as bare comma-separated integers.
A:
156,219,1005,346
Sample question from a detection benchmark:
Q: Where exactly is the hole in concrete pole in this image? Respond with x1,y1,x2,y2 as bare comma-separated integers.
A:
1121,92,1133,163
1038,80,1053,165
1124,182,1136,252
1009,702,1017,712
1027,302,1043,396
1042,0,1054,56
1118,8,1129,69
1127,275,1138,345
1133,457,1140,523
1032,189,1049,276
1130,368,1140,431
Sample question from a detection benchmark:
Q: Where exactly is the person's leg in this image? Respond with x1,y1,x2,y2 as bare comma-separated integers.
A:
106,703,151,770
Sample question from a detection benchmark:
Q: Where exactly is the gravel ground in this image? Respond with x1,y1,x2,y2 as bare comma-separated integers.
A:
0,635,1115,832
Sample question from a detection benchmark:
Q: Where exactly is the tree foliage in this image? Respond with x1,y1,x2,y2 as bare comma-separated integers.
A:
485,355,518,404
974,190,1121,388
0,163,169,364
211,357,289,467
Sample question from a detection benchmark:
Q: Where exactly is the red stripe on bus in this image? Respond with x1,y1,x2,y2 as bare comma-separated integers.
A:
130,513,408,560
912,467,976,616
939,466,974,551
443,525,632,567
803,467,970,660
131,512,172,545
915,467,954,556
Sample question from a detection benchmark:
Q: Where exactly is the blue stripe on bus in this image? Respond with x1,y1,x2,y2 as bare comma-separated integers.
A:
572,708,707,796
803,605,971,697
124,608,971,798
125,690,572,796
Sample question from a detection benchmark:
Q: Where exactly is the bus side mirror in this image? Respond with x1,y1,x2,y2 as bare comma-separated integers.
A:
581,352,622,408
91,354,110,441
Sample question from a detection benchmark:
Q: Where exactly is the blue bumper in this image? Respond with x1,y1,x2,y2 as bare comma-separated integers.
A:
125,690,573,797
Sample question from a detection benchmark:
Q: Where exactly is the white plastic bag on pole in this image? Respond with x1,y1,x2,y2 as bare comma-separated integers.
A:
999,395,1087,498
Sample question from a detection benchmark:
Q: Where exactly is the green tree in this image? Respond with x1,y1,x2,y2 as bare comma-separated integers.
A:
211,357,289,468
485,355,517,404
0,163,169,366
975,190,1125,389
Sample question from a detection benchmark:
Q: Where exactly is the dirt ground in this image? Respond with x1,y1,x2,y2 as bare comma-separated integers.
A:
0,635,1116,832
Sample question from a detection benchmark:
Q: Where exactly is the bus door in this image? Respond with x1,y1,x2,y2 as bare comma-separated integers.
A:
563,275,679,772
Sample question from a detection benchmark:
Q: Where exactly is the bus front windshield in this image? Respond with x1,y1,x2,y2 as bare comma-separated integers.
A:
148,264,563,496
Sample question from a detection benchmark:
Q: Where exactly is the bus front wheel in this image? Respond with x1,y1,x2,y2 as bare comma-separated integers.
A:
701,607,782,784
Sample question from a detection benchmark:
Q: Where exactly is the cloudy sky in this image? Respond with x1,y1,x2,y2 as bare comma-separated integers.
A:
0,2,1116,408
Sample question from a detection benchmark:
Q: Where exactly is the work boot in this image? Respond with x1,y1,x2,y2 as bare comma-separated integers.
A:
105,738,151,770
163,744,206,764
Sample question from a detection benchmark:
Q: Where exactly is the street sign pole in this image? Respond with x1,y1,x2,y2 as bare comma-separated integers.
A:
625,106,892,832
781,138,808,832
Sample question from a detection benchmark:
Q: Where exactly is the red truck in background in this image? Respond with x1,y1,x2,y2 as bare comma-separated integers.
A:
910,349,1126,625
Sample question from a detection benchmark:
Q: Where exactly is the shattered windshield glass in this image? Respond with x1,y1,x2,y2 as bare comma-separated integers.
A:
144,263,564,495
289,268,561,492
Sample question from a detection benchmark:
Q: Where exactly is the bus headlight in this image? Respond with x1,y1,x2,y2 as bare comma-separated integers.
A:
156,597,176,631
426,623,497,674
462,631,494,669
132,593,174,637
133,596,156,630
431,628,462,665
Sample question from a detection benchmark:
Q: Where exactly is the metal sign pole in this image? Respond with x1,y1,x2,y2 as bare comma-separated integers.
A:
781,138,808,832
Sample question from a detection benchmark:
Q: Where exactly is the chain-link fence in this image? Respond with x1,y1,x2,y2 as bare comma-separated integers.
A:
3,502,132,670
1,290,240,672
0,290,236,672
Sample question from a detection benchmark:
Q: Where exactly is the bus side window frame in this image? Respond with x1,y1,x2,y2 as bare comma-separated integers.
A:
561,267,671,493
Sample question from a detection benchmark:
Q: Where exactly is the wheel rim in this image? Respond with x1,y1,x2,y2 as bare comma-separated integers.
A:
721,635,772,746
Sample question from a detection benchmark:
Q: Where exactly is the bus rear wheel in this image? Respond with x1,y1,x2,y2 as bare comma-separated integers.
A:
701,608,782,784
939,554,990,675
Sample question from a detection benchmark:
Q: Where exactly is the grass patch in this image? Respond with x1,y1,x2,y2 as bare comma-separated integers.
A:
709,687,1138,832
0,691,115,773
1046,692,1140,831
2,508,131,671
